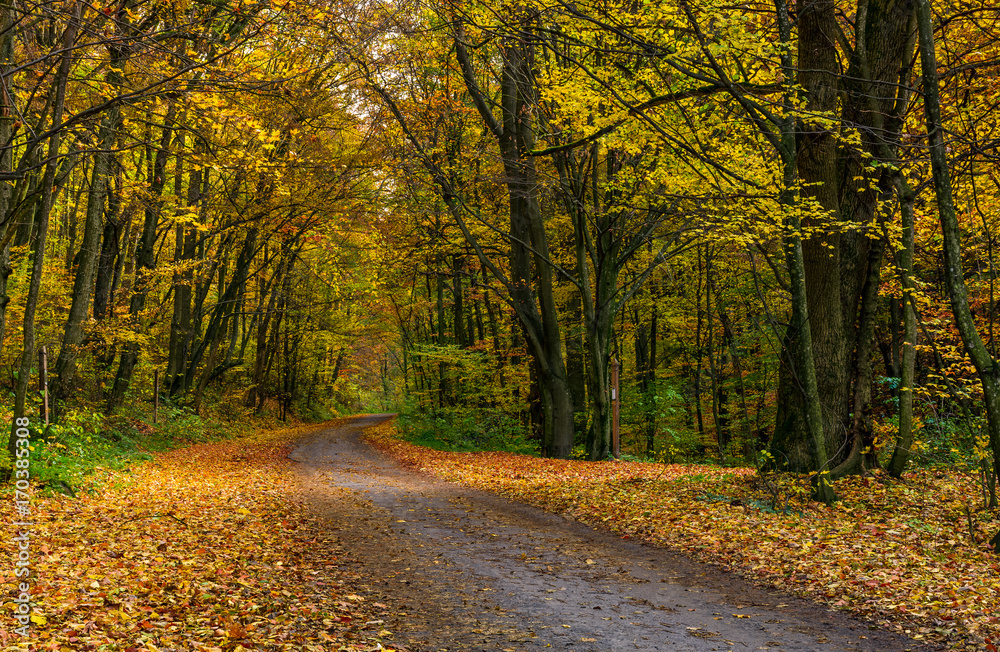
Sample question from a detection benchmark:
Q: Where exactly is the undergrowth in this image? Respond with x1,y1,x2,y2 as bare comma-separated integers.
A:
0,391,288,496
396,401,537,454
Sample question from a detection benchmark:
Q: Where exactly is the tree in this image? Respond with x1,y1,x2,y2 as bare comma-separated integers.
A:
911,0,1000,548
9,1,80,456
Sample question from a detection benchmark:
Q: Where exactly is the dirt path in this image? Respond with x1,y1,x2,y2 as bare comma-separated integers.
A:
290,415,935,652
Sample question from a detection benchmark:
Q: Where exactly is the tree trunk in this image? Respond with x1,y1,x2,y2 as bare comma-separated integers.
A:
718,304,751,457
92,180,122,322
565,289,587,436
888,176,918,477
784,203,838,503
773,0,916,473
776,0,847,470
0,244,9,358
51,104,120,417
694,252,706,446
166,164,202,394
773,0,837,503
831,236,885,477
0,0,15,361
453,254,466,348
910,0,1000,548
10,3,79,448
185,230,258,386
106,103,177,413
246,240,294,409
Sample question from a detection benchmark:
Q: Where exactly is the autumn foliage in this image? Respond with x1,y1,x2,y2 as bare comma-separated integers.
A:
0,423,401,652
8,0,1000,647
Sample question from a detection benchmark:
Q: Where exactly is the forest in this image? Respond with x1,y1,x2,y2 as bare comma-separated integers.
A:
4,0,1000,514
9,0,1000,649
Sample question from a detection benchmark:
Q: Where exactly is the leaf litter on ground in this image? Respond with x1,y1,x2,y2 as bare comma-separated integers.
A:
2,420,404,652
364,421,1000,651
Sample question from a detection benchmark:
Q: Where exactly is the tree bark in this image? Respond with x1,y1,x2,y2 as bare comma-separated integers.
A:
9,2,79,447
451,23,575,457
773,0,837,503
0,0,15,361
165,155,203,394
92,177,123,322
910,0,1000,548
51,102,120,417
772,0,916,473
106,102,177,413
888,177,918,477
776,0,847,470
185,231,259,388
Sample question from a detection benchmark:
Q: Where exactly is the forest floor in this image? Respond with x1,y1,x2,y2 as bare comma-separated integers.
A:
2,414,989,651
1,418,400,651
290,414,945,652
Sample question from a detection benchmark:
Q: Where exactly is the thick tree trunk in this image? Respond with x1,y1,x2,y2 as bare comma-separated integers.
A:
772,0,837,503
778,0,847,470
831,236,885,477
437,23,576,457
773,0,916,472
500,37,573,457
785,206,838,503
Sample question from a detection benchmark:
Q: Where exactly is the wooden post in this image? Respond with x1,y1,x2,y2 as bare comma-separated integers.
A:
153,369,159,424
39,346,49,425
611,357,620,458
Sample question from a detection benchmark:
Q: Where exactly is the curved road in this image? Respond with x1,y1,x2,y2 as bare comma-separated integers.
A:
290,415,933,652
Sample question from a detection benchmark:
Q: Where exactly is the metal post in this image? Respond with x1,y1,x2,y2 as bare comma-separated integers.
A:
39,346,49,425
611,357,620,458
153,369,159,424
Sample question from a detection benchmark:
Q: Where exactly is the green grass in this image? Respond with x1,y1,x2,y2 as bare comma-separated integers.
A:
1,400,247,496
